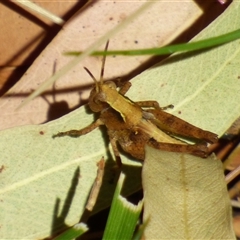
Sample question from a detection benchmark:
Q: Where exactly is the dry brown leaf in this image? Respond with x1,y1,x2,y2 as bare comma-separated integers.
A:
0,0,202,130
0,1,76,66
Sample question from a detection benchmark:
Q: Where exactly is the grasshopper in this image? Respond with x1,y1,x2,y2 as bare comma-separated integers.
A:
53,41,218,166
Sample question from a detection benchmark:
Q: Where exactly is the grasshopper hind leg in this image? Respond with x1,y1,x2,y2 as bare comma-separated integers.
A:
147,139,209,158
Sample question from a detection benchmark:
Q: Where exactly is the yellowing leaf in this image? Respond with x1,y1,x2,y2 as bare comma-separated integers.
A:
142,146,235,239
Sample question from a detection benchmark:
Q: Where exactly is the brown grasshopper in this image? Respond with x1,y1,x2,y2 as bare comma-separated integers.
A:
53,41,218,166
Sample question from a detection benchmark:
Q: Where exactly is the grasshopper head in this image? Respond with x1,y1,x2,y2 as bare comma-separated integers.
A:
84,41,112,113
88,81,117,112
88,84,107,112
84,66,109,112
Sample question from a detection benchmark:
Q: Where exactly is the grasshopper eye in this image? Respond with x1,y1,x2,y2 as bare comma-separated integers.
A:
104,81,117,89
89,88,105,112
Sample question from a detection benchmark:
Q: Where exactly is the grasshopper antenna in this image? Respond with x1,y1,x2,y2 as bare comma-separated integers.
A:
100,40,109,85
83,67,97,82
83,40,109,93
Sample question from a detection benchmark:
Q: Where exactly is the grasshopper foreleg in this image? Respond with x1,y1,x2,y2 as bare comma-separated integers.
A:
118,83,173,110
53,118,104,138
118,82,132,95
108,134,123,168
